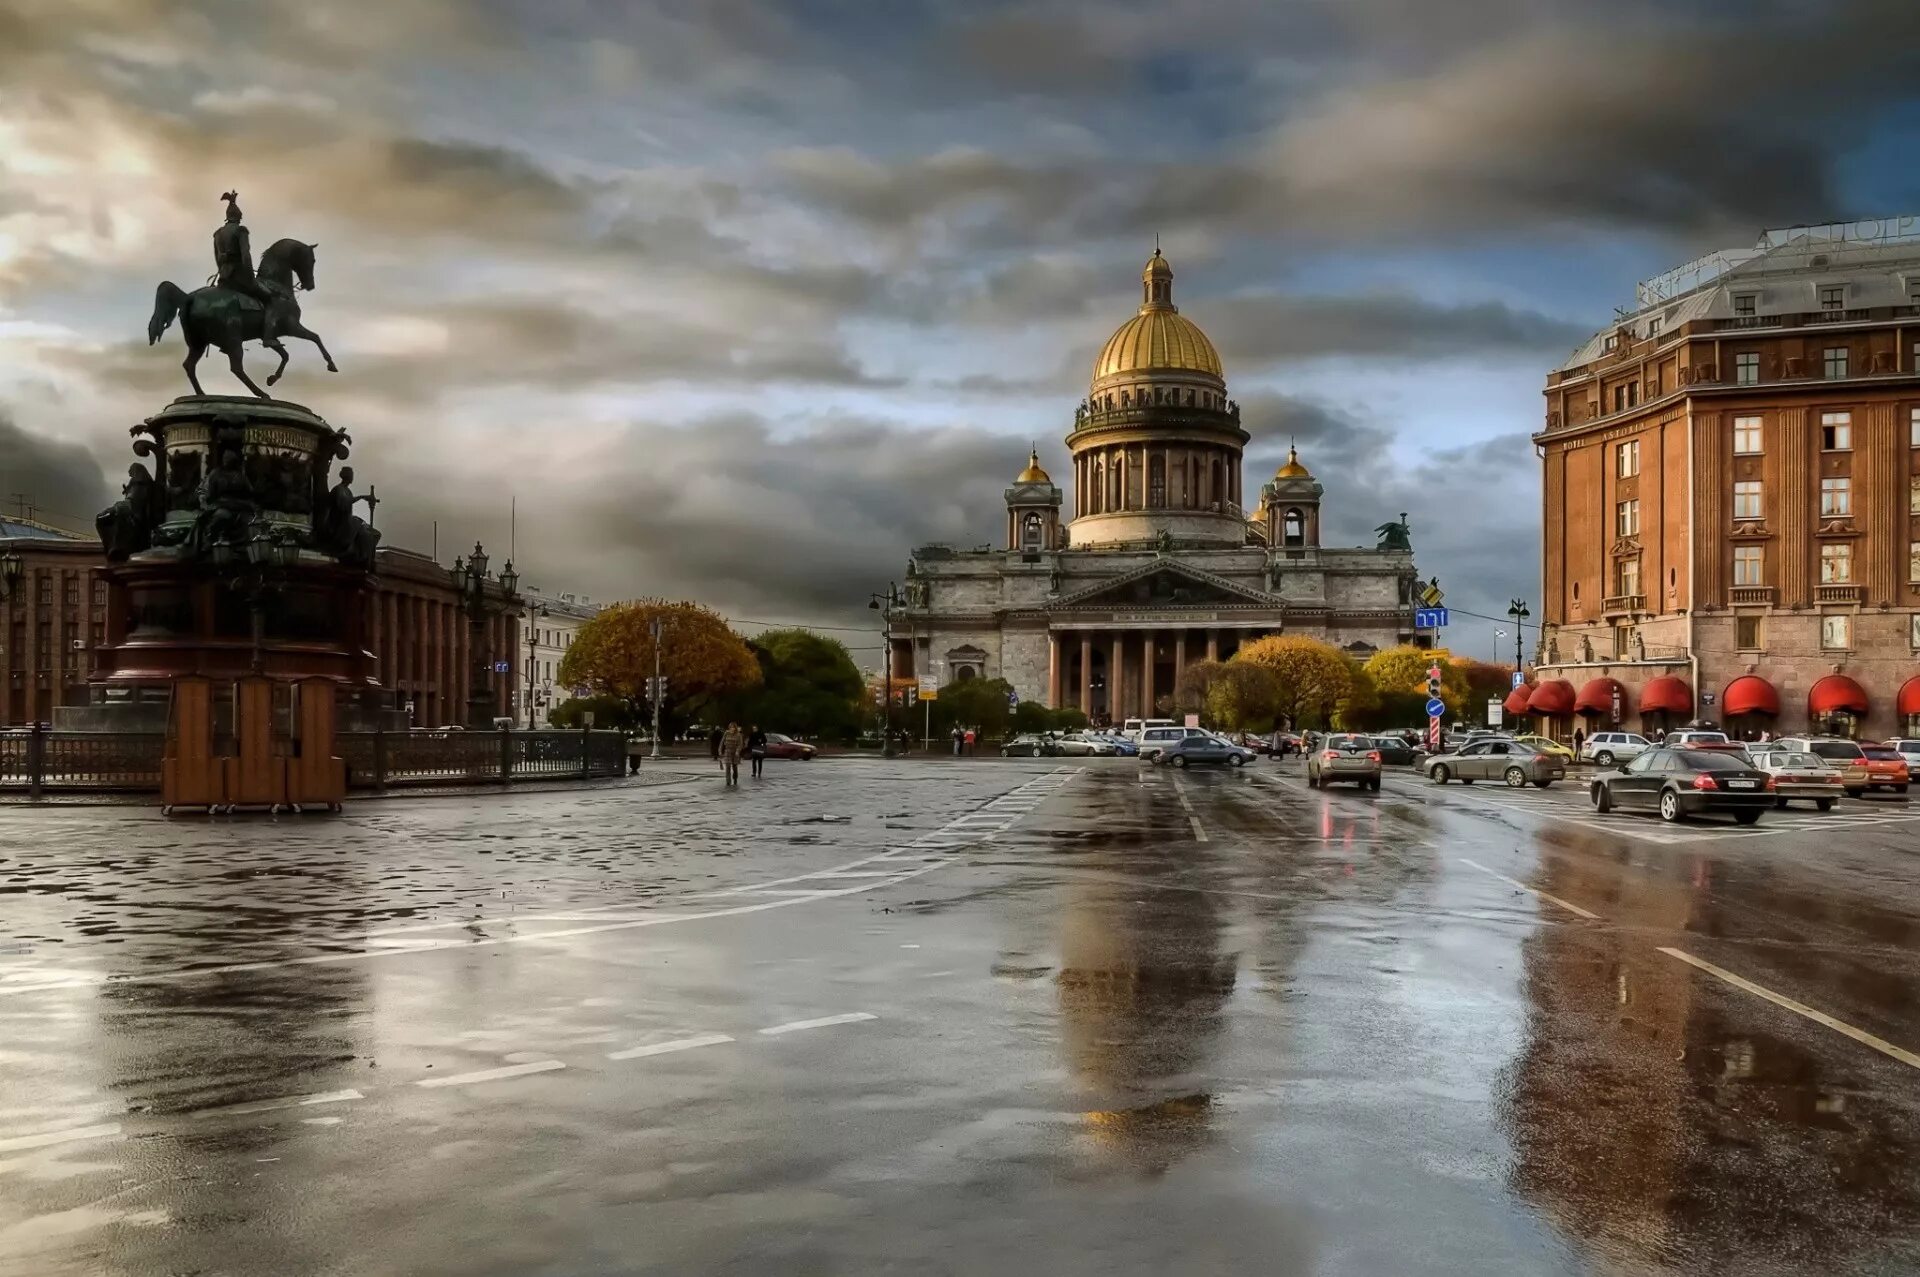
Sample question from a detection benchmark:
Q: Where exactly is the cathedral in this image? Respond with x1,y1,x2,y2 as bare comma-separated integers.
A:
893,249,1422,722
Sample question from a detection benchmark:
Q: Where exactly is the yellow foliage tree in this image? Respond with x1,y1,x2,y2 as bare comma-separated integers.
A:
557,599,761,720
1233,635,1353,729
1202,662,1283,731
1363,644,1471,714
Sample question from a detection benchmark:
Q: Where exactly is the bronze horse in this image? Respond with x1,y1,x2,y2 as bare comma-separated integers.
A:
148,239,337,399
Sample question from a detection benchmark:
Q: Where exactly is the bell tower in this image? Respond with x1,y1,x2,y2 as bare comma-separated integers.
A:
1259,445,1323,549
1006,448,1063,557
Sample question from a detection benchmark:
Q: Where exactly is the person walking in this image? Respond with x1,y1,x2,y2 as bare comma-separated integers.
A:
747,724,768,778
963,727,976,757
720,722,745,786
1572,727,1586,755
951,725,963,757
709,726,723,761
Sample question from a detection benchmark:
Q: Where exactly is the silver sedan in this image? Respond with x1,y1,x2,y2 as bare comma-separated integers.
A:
1424,738,1566,788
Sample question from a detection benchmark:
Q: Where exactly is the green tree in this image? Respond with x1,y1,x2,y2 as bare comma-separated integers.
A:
1235,635,1354,729
549,694,640,732
1171,660,1231,722
929,677,1014,741
558,599,761,734
727,629,865,741
1202,662,1283,731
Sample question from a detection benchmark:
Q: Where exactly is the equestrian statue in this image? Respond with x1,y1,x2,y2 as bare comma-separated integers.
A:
147,191,337,399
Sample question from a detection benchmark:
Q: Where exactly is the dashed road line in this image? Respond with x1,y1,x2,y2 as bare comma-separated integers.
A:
193,1089,362,1119
0,1122,121,1153
759,1012,877,1036
1188,815,1209,842
1457,858,1598,919
607,1033,734,1061
1659,947,1920,1071
416,1059,567,1089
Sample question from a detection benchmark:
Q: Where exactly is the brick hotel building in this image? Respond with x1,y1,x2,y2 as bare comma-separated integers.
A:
1529,220,1920,741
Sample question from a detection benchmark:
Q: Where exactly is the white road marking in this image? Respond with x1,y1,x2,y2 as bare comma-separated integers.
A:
1188,815,1209,842
1658,947,1920,1071
1457,858,1598,920
758,1012,877,1036
416,1060,566,1088
607,1032,734,1061
193,1088,362,1119
0,1122,122,1153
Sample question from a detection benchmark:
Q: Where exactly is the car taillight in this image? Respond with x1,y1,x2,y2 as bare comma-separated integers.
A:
1762,775,1777,790
1322,750,1341,760
1691,773,1719,790
1367,751,1381,763
1533,753,1550,763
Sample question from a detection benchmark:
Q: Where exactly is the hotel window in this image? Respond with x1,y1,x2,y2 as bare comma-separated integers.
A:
1616,499,1640,537
1647,317,1661,337
1820,476,1851,516
1911,541,1920,583
1733,545,1764,585
1604,334,1618,351
1820,543,1852,583
1820,411,1851,449
1822,614,1852,650
1736,615,1762,649
1824,347,1849,378
1732,416,1762,454
1912,475,1920,516
1612,623,1635,656
1733,480,1763,519
1912,406,1920,447
1617,439,1640,478
1735,352,1759,385
1912,612,1920,649
1617,558,1641,597
1613,384,1627,412
1820,286,1845,312
1733,293,1757,317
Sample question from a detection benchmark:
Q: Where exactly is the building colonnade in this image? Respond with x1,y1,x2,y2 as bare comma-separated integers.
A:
1073,444,1241,517
1045,626,1270,722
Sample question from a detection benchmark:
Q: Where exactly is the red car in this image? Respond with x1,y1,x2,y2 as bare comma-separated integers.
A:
1860,744,1911,795
762,732,817,760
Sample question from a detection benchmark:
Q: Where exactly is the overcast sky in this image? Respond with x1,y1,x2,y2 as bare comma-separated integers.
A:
5,0,1920,662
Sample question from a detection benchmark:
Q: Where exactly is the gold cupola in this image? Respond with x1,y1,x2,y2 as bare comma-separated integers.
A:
1273,445,1311,479
1090,248,1224,388
1016,448,1052,485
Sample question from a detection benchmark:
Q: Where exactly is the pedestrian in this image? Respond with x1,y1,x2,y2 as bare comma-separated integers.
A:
746,724,768,778
1758,728,1772,743
708,726,723,761
963,726,976,756
951,725,963,757
626,732,645,775
1573,727,1586,754
720,721,744,786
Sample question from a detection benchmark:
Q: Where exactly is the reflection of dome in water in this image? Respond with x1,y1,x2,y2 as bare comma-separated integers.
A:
1090,249,1225,389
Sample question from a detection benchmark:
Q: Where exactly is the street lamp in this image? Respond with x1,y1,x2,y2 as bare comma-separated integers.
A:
0,546,24,602
524,604,548,730
1506,599,1530,671
450,541,521,727
868,583,902,759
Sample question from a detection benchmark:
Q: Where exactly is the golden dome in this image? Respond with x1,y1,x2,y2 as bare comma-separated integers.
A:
1091,249,1224,386
1274,445,1311,479
1016,448,1051,484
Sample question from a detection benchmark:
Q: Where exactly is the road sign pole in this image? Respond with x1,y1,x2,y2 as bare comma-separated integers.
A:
649,616,663,761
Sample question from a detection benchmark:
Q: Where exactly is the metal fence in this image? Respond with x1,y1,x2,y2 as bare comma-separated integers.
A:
0,728,627,796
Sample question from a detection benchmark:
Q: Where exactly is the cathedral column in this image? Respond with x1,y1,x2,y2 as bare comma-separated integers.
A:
1109,633,1123,723
1079,634,1093,717
1141,631,1157,717
1175,631,1187,686
1206,629,1219,662
1047,632,1062,709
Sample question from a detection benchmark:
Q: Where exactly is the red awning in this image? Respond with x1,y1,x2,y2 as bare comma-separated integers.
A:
1502,686,1534,717
1526,678,1576,716
1899,677,1920,717
1722,675,1780,718
1808,673,1869,717
1638,676,1694,716
1574,677,1628,716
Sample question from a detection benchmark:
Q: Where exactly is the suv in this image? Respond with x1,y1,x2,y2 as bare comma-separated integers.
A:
1775,737,1872,796
1581,731,1651,767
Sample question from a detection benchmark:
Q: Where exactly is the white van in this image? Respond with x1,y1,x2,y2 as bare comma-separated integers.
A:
1137,724,1213,760
1121,718,1176,743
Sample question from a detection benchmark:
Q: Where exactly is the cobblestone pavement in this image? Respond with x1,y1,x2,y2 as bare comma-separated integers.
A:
3,758,1918,1275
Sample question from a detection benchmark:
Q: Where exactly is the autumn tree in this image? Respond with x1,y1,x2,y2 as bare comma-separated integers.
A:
1202,661,1283,731
1364,645,1472,719
1333,660,1381,729
1233,635,1353,729
1171,660,1231,721
557,599,760,734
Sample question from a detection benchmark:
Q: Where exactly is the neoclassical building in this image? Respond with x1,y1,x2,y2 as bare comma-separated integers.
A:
893,250,1422,720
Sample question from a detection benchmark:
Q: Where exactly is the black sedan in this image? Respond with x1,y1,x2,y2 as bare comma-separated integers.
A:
1367,735,1424,766
1589,748,1774,824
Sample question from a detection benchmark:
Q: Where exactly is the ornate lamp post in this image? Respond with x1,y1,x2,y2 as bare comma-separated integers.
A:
1506,599,1530,670
868,583,902,759
0,547,22,602
524,604,548,730
449,542,520,727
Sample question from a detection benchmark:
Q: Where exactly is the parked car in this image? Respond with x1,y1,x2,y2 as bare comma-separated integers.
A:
1775,737,1872,796
1511,734,1576,763
1120,718,1176,743
1661,729,1747,755
1424,737,1565,788
1156,735,1256,768
1137,724,1213,761
1589,747,1773,823
1578,731,1651,767
762,732,816,760
1367,735,1423,766
1039,731,1111,757
1001,733,1052,758
1308,734,1383,790
1859,744,1912,795
1080,731,1137,756
1744,746,1841,810
1884,738,1920,769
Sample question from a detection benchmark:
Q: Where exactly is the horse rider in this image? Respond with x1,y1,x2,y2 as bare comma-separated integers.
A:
213,191,290,346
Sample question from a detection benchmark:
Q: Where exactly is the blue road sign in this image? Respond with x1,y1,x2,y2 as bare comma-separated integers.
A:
1006,690,1019,706
1511,671,1525,690
1414,606,1449,629
493,660,510,674
1425,697,1447,718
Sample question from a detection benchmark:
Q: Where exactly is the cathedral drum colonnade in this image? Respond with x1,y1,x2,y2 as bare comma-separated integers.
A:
896,250,1422,721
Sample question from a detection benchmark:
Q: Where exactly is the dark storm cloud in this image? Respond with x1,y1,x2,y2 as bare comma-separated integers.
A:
1207,295,1585,366
0,412,110,527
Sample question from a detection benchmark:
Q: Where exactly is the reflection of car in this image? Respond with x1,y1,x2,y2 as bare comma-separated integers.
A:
1367,735,1423,766
1156,735,1256,768
1590,747,1773,823
1860,745,1912,794
1308,734,1383,790
1745,747,1840,810
762,733,816,760
1001,733,1051,758
1424,737,1565,788
1579,731,1650,766
1511,734,1575,763
1775,737,1871,796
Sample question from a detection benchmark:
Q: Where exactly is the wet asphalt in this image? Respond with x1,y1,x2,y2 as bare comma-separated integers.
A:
2,757,1919,1276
